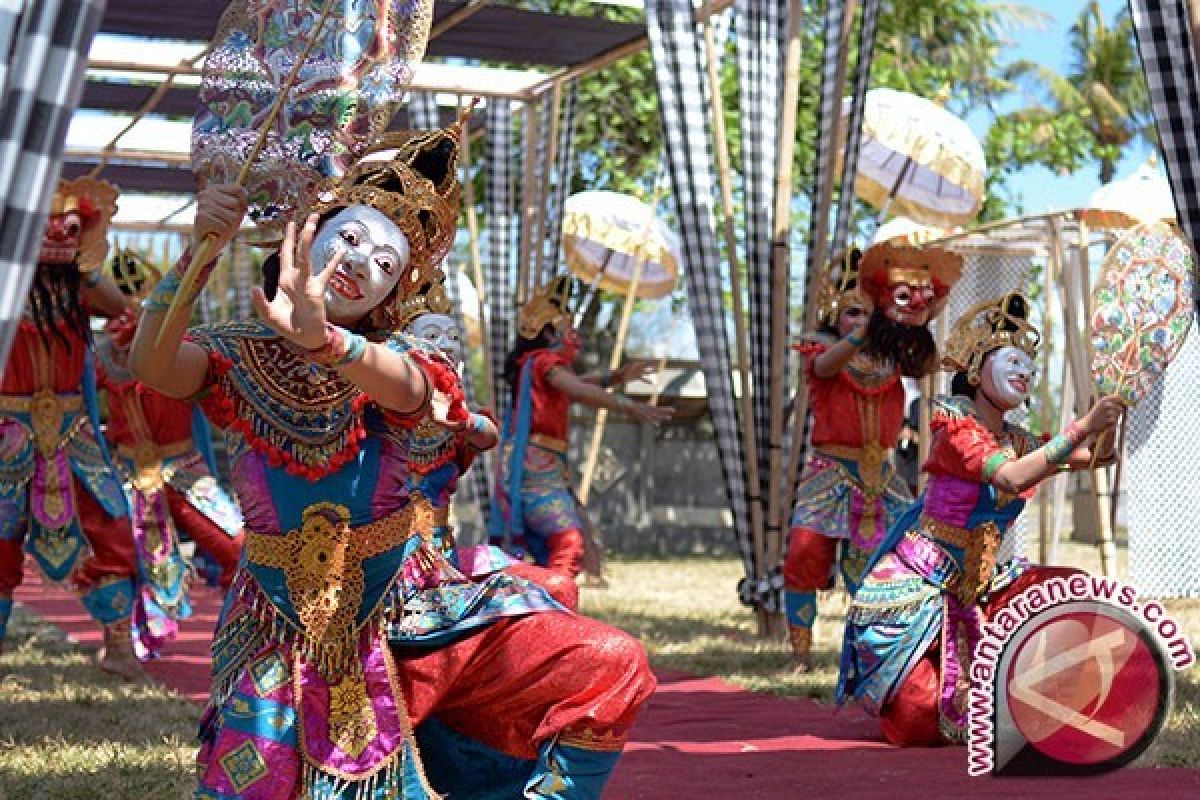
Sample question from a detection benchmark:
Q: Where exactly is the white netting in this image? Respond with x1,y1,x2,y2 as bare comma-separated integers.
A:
1125,326,1200,598
942,250,1035,562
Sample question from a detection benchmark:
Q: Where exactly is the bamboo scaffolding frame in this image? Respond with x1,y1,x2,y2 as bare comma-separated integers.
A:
430,0,490,38
1038,242,1057,564
532,80,564,281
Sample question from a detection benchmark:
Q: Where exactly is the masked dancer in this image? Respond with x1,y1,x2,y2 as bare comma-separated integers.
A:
784,244,961,670
491,276,673,579
0,178,150,678
132,121,655,799
837,293,1123,746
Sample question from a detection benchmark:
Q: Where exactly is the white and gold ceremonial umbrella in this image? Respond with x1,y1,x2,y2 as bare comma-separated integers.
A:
1081,156,1177,230
849,88,987,228
562,190,682,301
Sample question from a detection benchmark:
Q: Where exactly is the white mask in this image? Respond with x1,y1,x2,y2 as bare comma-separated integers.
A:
407,313,463,365
984,345,1037,409
310,205,410,321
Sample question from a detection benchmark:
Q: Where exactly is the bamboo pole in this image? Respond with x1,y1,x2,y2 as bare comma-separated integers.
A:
781,0,849,540
697,2,770,634
1050,218,1113,574
459,97,494,408
532,80,564,283
1075,218,1118,573
1038,243,1057,564
1048,352,1075,566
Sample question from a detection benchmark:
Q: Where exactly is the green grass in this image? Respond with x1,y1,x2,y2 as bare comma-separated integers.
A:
2,550,1198,797
0,607,198,800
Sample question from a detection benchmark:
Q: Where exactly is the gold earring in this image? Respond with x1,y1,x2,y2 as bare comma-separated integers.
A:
967,365,981,386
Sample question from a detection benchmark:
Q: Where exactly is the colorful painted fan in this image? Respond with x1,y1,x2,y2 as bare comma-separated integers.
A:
158,0,433,343
1090,220,1196,406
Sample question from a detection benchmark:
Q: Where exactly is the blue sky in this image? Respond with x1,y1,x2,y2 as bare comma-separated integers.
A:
973,0,1158,214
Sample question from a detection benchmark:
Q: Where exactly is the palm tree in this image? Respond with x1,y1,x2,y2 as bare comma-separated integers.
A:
1004,1,1153,183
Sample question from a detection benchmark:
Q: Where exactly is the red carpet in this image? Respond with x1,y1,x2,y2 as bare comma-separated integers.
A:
13,570,1200,799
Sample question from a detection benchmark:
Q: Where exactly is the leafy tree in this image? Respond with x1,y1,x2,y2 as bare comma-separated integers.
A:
999,1,1152,184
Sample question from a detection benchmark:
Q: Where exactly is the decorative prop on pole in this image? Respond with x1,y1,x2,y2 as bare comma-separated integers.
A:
566,185,678,504
1089,220,1196,571
156,0,434,343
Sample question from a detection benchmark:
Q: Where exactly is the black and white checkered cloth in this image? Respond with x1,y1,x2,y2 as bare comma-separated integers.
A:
406,90,440,130
485,99,519,414
0,0,107,370
735,0,784,555
647,0,756,603
538,81,578,285
1130,0,1200,309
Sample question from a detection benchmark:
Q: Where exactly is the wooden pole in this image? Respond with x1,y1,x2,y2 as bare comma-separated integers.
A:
1050,218,1114,574
1048,352,1075,566
533,80,564,283
1038,240,1057,564
459,98,494,407
699,3,771,635
1075,218,1118,574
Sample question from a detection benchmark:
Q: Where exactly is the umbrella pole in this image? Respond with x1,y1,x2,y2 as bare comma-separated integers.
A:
460,100,494,407
576,178,666,505
699,0,771,635
875,155,914,224
1050,217,1113,575
576,259,645,506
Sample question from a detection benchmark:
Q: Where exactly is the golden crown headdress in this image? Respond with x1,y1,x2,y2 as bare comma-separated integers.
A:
814,248,872,327
305,103,473,298
394,266,454,331
518,274,574,340
108,247,163,302
48,177,118,271
942,292,1041,382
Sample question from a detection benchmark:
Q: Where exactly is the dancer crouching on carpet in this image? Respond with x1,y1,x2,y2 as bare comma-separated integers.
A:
491,275,673,579
132,118,655,799
784,243,960,670
836,293,1123,746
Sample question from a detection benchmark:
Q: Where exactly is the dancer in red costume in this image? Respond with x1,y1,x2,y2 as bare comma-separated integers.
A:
132,118,656,799
0,178,146,679
837,293,1123,746
490,275,672,579
96,252,245,595
784,243,960,670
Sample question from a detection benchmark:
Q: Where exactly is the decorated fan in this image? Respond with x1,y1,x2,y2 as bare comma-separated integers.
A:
158,0,434,343
1090,220,1196,406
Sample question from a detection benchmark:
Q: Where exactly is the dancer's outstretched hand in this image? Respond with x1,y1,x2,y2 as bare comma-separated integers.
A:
430,390,468,432
252,214,338,350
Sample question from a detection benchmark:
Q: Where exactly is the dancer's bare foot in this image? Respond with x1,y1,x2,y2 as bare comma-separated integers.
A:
787,626,814,674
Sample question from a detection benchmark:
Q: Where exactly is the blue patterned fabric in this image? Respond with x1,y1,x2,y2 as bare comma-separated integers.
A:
784,590,817,629
526,739,622,800
80,578,135,625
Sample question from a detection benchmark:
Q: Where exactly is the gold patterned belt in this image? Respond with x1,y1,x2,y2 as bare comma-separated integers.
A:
244,497,434,674
0,392,83,414
117,438,194,463
530,434,568,454
815,443,894,496
919,515,1001,605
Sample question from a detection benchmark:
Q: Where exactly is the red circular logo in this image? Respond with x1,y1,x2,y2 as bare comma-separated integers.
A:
1004,607,1168,768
